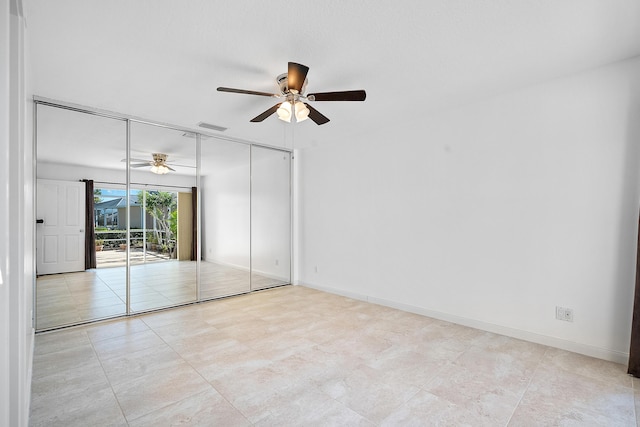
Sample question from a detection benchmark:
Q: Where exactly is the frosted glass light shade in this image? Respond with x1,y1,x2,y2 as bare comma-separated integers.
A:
150,165,169,174
294,101,309,122
277,102,292,122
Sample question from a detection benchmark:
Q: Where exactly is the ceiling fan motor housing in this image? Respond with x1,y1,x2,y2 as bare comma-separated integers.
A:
276,73,307,95
152,153,168,165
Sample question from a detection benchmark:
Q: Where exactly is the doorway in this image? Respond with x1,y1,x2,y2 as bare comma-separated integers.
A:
36,179,86,275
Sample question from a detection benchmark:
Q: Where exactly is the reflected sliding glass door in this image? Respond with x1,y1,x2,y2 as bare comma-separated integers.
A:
128,122,197,312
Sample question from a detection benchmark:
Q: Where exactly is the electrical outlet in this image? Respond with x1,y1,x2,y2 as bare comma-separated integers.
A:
556,306,564,320
564,308,573,322
556,306,574,322
314,266,318,273
275,259,279,266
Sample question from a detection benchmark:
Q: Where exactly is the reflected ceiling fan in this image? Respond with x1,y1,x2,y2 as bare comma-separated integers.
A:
217,62,366,125
121,153,179,175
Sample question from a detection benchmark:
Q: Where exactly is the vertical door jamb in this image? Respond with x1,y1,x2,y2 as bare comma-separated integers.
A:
125,120,131,315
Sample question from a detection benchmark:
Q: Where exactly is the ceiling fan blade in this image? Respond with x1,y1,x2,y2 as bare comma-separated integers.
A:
165,165,176,172
305,104,330,125
166,163,196,168
308,90,367,101
217,87,277,97
121,158,152,163
217,86,279,98
130,163,151,168
287,62,309,93
250,103,282,122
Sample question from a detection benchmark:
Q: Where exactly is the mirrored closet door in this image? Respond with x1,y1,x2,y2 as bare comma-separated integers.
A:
128,122,198,312
200,139,251,299
35,104,128,330
34,100,292,331
251,146,291,290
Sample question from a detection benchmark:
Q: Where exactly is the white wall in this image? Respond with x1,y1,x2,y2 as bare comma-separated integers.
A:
299,57,640,364
1,0,34,425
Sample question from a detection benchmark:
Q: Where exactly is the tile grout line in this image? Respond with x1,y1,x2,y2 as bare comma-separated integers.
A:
104,322,189,424
84,326,132,426
503,345,550,426
134,315,254,426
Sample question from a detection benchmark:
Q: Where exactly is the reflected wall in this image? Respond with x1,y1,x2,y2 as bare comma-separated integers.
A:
200,139,251,299
251,146,291,290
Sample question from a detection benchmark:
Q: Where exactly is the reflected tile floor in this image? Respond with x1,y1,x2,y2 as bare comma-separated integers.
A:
30,286,637,426
36,261,287,331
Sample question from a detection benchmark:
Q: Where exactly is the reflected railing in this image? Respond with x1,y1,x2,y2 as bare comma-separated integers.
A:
96,248,171,268
95,229,175,268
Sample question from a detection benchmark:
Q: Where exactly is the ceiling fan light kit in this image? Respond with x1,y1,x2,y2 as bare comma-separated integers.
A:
276,100,310,123
150,164,170,175
123,152,177,175
150,153,173,175
217,62,366,125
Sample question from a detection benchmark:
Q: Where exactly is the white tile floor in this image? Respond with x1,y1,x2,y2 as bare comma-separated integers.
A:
30,285,639,426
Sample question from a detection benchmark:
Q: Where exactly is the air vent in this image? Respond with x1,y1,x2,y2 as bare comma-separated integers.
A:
198,122,227,132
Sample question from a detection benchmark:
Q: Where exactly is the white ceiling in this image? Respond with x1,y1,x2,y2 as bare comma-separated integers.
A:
25,0,640,160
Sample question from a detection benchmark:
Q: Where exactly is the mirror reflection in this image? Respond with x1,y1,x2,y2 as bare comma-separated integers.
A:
128,122,198,312
34,101,292,331
35,104,127,329
251,146,291,290
200,139,251,299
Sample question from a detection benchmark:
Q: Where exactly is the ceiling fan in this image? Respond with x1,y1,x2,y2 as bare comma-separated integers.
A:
121,153,177,175
217,62,366,125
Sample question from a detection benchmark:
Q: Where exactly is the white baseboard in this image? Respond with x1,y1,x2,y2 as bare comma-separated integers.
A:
205,258,290,283
204,258,250,273
300,281,629,365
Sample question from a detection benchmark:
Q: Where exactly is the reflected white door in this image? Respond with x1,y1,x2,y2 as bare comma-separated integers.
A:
36,179,85,275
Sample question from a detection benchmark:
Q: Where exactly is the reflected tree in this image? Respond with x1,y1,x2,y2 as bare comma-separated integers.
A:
138,190,177,252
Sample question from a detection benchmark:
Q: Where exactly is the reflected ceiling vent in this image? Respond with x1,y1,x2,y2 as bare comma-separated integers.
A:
182,132,210,139
198,122,227,132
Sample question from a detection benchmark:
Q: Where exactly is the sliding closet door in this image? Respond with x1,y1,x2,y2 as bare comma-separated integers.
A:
251,146,291,290
35,104,127,330
34,100,294,331
128,122,197,312
199,139,251,299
